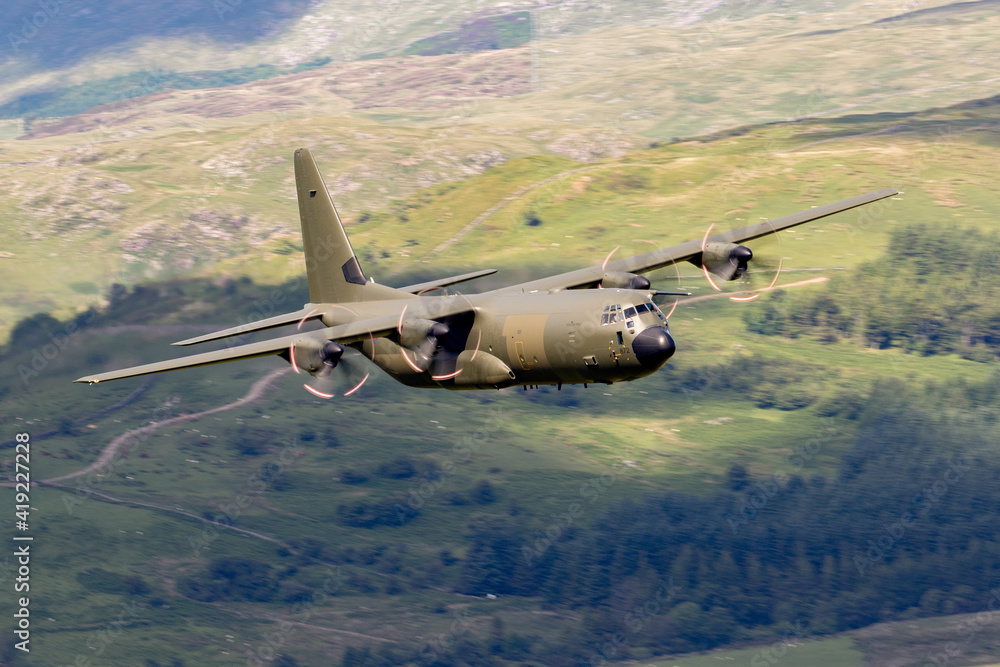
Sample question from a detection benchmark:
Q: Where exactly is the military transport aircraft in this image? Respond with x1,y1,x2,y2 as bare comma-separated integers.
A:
75,148,896,396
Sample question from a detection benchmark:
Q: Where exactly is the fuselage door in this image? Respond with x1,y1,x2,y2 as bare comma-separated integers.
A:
502,314,549,371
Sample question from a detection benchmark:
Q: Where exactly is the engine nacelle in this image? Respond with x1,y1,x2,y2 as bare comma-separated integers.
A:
699,242,753,281
450,350,517,388
398,318,450,350
601,271,651,290
288,338,344,376
396,318,450,372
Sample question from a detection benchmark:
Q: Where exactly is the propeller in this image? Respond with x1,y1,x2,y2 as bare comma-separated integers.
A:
400,294,485,383
397,304,453,374
283,305,372,399
595,243,690,318
697,220,786,302
287,338,371,399
429,327,484,382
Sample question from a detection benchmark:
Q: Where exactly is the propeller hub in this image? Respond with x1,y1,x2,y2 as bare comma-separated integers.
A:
428,322,450,340
632,326,675,370
321,341,345,367
630,275,651,290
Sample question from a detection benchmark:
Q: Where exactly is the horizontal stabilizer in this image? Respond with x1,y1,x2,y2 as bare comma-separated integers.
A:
172,307,323,346
399,269,498,294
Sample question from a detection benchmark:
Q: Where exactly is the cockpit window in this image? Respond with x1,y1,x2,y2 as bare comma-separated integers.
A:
603,302,664,326
601,303,625,326
649,302,667,321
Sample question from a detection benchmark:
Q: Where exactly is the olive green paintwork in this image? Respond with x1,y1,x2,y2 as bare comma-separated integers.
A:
355,288,670,389
74,148,897,390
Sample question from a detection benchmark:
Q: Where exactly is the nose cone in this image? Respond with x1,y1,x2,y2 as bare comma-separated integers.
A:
632,326,675,370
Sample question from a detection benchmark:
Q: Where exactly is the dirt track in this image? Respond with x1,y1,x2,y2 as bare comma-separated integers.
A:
38,367,289,485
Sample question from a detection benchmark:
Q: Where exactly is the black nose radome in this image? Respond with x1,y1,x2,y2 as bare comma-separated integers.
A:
632,326,675,369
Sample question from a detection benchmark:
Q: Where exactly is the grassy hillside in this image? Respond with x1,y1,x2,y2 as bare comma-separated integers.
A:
2,91,999,346
2,251,998,665
2,2,1000,664
2,0,1000,343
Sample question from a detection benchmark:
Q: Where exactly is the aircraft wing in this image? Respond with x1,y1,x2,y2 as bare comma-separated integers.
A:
172,306,323,346
495,188,898,294
398,268,498,294
74,298,472,384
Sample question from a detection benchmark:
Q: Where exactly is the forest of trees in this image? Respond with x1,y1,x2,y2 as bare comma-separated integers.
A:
448,376,1000,663
744,223,1000,360
320,373,1000,665
7,231,999,665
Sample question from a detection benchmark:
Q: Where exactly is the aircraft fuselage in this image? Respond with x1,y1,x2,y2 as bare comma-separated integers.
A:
343,288,676,390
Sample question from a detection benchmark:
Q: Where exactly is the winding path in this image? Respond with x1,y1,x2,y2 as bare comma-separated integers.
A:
0,378,153,449
35,482,297,551
14,367,299,552
38,367,289,485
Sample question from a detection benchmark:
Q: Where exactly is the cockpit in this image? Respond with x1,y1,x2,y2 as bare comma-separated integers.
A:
600,301,668,329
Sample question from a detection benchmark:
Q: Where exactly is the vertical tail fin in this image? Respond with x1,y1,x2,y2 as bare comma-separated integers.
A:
294,148,404,304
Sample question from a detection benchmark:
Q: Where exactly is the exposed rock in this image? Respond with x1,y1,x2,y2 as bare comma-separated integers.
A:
118,209,288,269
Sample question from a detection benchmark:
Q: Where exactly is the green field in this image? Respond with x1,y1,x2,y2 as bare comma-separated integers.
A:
3,1,1000,664
3,211,998,664
2,0,1000,342
652,636,865,667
